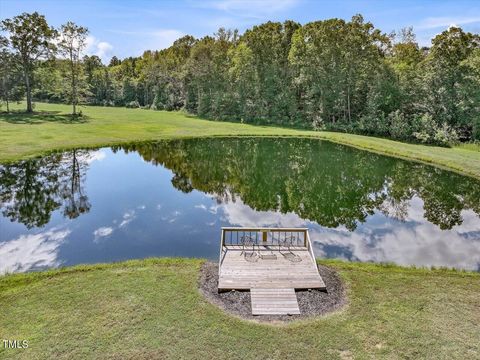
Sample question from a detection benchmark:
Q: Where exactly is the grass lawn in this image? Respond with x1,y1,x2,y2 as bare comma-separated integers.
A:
1,102,480,180
0,258,478,359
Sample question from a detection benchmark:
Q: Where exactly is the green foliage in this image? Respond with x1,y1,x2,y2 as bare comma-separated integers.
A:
117,138,479,231
356,111,389,136
1,12,480,142
388,110,411,140
1,12,57,112
434,123,460,146
2,102,480,181
413,114,459,146
0,47,24,110
57,21,89,114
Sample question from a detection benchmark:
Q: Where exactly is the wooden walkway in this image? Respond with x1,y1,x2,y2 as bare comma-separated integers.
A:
218,228,326,315
251,288,300,315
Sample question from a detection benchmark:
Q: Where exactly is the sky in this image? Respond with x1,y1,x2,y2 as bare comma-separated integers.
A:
1,0,480,63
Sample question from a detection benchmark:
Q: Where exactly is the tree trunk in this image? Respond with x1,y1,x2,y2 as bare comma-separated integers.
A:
347,85,351,123
6,98,9,113
71,50,77,115
25,70,33,113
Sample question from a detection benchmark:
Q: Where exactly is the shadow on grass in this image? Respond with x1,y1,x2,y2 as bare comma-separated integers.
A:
0,110,89,124
182,112,309,130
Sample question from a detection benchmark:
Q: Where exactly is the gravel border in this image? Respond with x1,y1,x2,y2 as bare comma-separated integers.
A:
198,261,347,323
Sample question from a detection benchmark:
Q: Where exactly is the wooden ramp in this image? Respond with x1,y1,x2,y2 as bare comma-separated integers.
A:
218,228,326,315
251,288,300,315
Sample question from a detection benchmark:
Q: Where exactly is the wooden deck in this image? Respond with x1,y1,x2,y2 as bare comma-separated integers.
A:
218,246,325,290
218,228,326,315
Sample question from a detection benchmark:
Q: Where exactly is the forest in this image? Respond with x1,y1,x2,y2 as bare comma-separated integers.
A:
1,12,480,145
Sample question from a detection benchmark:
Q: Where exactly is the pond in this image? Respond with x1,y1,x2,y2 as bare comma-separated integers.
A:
1,137,480,273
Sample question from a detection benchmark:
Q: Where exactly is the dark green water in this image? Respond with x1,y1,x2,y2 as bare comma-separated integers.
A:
1,137,479,273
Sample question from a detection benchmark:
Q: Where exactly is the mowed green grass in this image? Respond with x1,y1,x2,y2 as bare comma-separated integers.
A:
0,258,478,359
1,102,480,179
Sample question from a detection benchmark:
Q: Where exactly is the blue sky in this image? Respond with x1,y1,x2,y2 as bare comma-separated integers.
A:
2,0,479,62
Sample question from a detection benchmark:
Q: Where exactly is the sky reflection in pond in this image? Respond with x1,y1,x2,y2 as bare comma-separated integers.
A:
1,138,479,273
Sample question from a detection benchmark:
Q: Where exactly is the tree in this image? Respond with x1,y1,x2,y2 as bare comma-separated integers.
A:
0,151,91,227
58,21,89,115
108,56,121,67
58,150,91,218
1,12,57,112
0,38,24,112
0,155,62,228
459,49,480,139
228,42,255,119
289,16,389,127
419,27,480,135
239,21,300,124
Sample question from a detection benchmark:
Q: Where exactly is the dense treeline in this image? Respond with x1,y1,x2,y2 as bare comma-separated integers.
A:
1,12,480,144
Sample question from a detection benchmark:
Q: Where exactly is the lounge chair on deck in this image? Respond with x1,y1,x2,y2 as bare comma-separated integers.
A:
240,234,258,261
279,234,302,262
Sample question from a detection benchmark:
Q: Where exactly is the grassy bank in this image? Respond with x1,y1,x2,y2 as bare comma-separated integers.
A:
1,102,480,179
0,258,478,359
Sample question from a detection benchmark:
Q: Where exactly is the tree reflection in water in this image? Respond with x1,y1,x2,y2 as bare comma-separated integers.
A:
0,150,91,228
118,138,480,231
1,138,479,233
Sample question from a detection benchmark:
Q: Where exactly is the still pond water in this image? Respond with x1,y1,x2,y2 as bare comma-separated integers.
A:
1,138,480,273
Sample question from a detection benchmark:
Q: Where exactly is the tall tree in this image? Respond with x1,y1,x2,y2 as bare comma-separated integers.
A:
289,16,389,127
58,21,89,115
240,21,300,124
0,37,24,112
419,27,480,134
1,12,57,112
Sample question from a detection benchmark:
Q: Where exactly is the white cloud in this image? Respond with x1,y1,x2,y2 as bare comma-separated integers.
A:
78,150,106,164
195,204,207,210
119,210,136,228
454,210,480,234
418,16,480,29
216,191,480,270
209,205,219,214
86,35,114,63
0,228,70,274
308,197,480,271
219,196,307,228
93,226,114,241
311,220,480,271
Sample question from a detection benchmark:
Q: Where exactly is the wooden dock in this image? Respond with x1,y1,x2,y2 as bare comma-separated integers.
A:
218,228,325,315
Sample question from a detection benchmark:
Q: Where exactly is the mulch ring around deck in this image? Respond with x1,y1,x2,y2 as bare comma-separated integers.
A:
198,261,347,323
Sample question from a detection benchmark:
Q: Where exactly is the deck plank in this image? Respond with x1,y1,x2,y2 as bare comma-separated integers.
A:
218,246,325,290
251,288,300,315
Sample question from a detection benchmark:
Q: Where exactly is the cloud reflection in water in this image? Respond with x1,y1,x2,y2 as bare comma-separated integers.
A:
217,195,480,270
0,228,70,274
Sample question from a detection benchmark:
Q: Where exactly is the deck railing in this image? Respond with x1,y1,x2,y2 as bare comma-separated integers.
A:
219,227,315,267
